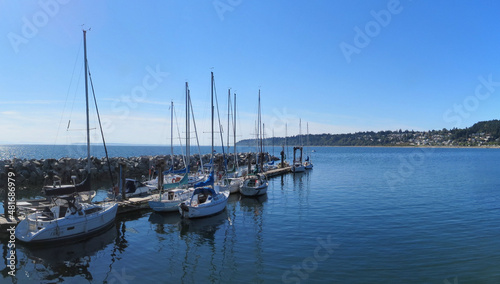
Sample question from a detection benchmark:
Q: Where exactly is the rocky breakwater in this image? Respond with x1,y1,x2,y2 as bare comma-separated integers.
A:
0,152,278,190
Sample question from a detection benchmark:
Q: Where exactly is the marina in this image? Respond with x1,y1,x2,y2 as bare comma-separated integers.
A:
0,166,291,232
2,1,500,282
2,147,500,283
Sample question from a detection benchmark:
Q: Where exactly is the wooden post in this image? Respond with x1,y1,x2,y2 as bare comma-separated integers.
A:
156,159,166,191
280,146,285,168
247,153,252,174
3,165,9,220
119,160,127,200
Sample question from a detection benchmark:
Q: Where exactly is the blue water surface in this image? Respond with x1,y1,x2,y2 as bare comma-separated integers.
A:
1,146,500,283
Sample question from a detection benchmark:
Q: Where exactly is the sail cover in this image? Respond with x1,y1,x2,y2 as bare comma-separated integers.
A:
163,166,189,175
192,186,216,196
163,173,189,190
194,171,214,188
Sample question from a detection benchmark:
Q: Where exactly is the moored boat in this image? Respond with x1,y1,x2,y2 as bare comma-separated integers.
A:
291,146,306,173
108,178,155,199
240,173,268,196
179,184,229,218
15,30,118,244
148,173,190,212
16,194,118,243
219,177,244,194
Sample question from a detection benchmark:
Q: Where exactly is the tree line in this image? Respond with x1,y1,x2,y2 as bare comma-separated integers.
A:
236,120,500,147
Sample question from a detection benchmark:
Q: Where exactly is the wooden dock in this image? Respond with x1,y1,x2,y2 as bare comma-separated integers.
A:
264,166,291,177
114,196,153,214
0,215,19,231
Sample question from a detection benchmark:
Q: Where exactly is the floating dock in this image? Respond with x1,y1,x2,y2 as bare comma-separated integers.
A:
264,166,291,178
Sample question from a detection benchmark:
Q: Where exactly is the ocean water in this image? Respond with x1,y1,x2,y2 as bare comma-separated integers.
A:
0,144,263,160
2,146,500,283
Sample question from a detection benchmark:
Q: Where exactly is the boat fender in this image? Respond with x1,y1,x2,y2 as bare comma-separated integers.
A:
180,203,190,212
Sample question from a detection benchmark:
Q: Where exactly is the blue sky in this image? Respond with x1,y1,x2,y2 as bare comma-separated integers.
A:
2,0,500,145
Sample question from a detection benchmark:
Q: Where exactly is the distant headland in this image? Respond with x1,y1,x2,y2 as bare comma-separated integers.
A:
236,120,500,147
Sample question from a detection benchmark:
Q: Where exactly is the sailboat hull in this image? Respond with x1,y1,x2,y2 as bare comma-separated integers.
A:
148,200,182,212
291,164,306,173
240,175,268,196
179,191,229,219
15,203,118,244
219,177,243,194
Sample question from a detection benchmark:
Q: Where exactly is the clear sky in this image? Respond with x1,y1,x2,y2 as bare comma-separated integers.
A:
2,0,500,145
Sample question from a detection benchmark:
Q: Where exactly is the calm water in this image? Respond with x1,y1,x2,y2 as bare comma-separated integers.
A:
2,146,500,283
0,144,263,160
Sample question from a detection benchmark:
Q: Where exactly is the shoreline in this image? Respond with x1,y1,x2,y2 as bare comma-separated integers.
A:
303,145,500,149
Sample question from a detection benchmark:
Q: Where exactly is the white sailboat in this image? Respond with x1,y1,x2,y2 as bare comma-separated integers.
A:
219,90,244,194
16,30,118,243
149,89,192,212
179,72,229,218
145,83,206,188
240,90,269,197
149,173,191,212
240,173,268,196
179,185,229,218
15,194,118,243
291,146,306,173
219,176,243,194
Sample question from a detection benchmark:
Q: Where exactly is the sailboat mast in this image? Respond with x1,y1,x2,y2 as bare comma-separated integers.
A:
258,90,263,171
211,72,214,169
258,90,262,154
186,82,190,169
285,123,288,158
272,129,275,157
234,93,238,168
227,89,231,155
299,118,302,146
307,122,309,147
83,30,91,174
170,100,174,167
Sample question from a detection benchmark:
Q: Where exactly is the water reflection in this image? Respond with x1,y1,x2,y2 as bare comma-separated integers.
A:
178,211,228,244
239,194,267,280
17,224,117,282
149,211,180,236
5,188,276,283
240,194,268,214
